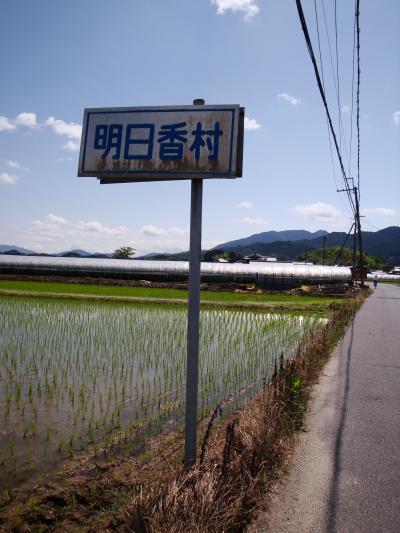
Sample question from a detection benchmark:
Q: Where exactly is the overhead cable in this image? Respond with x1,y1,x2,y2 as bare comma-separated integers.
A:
321,0,350,174
295,0,355,215
313,0,353,218
348,0,357,179
355,0,361,192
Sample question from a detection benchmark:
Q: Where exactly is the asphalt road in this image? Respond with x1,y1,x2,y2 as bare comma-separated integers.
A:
250,283,400,533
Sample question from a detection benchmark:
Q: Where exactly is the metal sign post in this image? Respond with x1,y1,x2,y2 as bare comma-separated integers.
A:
184,176,203,465
77,99,244,467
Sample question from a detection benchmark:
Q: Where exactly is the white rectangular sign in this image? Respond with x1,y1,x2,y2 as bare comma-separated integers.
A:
78,105,244,181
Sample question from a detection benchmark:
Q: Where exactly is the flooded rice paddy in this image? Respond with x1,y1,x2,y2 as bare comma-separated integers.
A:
0,296,327,489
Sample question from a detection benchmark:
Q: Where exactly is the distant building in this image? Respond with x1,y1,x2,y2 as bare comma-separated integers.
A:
244,253,278,263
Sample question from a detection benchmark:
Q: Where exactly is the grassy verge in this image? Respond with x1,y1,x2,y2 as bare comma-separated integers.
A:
0,280,341,313
0,291,368,532
120,291,368,532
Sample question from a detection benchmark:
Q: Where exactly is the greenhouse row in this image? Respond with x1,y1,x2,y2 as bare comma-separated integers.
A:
0,255,352,288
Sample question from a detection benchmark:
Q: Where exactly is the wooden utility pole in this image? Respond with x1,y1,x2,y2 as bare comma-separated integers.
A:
337,183,365,287
354,186,365,286
322,234,327,265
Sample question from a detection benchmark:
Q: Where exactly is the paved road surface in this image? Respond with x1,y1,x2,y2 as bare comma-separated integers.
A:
250,283,400,533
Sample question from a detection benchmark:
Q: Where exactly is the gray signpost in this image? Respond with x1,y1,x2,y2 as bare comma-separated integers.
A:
78,100,244,465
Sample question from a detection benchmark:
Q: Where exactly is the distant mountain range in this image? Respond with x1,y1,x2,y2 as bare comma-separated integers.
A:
0,245,113,259
214,226,400,265
0,245,36,255
215,229,328,250
1,226,399,264
136,227,400,265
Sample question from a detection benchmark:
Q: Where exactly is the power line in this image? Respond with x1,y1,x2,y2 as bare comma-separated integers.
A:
322,0,350,170
355,0,361,192
334,223,355,265
313,0,353,218
334,0,341,150
333,0,350,169
295,0,355,216
321,0,339,101
297,0,366,283
363,219,382,232
348,0,357,179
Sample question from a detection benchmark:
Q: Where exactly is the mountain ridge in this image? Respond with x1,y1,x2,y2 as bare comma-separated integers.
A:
1,227,399,264
215,229,328,250
217,226,400,265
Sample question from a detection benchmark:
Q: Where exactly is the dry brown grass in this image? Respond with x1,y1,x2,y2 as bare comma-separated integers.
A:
121,293,367,533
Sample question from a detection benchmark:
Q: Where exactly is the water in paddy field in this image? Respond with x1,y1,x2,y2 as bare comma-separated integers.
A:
0,297,327,489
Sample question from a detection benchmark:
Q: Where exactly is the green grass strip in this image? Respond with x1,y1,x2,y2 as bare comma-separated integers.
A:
0,280,341,306
0,290,336,314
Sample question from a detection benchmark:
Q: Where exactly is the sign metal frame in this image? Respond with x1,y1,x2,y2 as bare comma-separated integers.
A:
78,105,244,183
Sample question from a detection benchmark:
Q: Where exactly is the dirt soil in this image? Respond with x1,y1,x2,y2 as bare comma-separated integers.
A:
0,420,184,532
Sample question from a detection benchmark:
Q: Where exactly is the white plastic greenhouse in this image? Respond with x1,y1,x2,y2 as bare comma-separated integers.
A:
0,255,352,288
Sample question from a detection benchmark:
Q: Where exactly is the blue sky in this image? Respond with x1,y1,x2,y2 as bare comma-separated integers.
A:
1,0,399,255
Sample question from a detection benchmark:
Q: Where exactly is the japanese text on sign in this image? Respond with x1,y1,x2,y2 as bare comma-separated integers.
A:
78,105,243,181
93,121,223,162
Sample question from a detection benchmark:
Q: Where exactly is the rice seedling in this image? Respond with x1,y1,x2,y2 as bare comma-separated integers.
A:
0,296,326,490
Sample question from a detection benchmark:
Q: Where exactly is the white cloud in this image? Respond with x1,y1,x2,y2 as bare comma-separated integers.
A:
211,0,259,21
277,93,301,106
141,225,167,236
46,116,82,140
62,141,80,152
134,225,190,255
238,201,254,208
244,117,261,130
27,214,129,245
141,224,189,237
0,116,16,132
15,112,37,128
293,202,341,220
56,156,74,162
78,220,129,237
393,111,400,124
19,215,192,255
362,207,396,217
242,217,268,225
7,160,21,170
7,160,29,171
135,238,189,255
0,172,18,185
47,214,68,225
0,112,37,132
341,105,350,114
169,226,189,235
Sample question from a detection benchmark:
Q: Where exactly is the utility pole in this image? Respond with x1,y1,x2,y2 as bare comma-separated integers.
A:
337,183,365,287
354,185,365,286
322,234,327,265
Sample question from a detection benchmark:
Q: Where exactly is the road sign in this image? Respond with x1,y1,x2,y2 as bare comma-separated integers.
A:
77,100,244,466
78,105,244,182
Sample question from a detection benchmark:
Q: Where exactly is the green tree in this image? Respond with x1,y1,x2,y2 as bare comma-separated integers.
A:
113,246,135,259
296,247,384,269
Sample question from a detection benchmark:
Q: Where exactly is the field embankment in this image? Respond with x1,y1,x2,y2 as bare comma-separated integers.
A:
0,279,342,312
